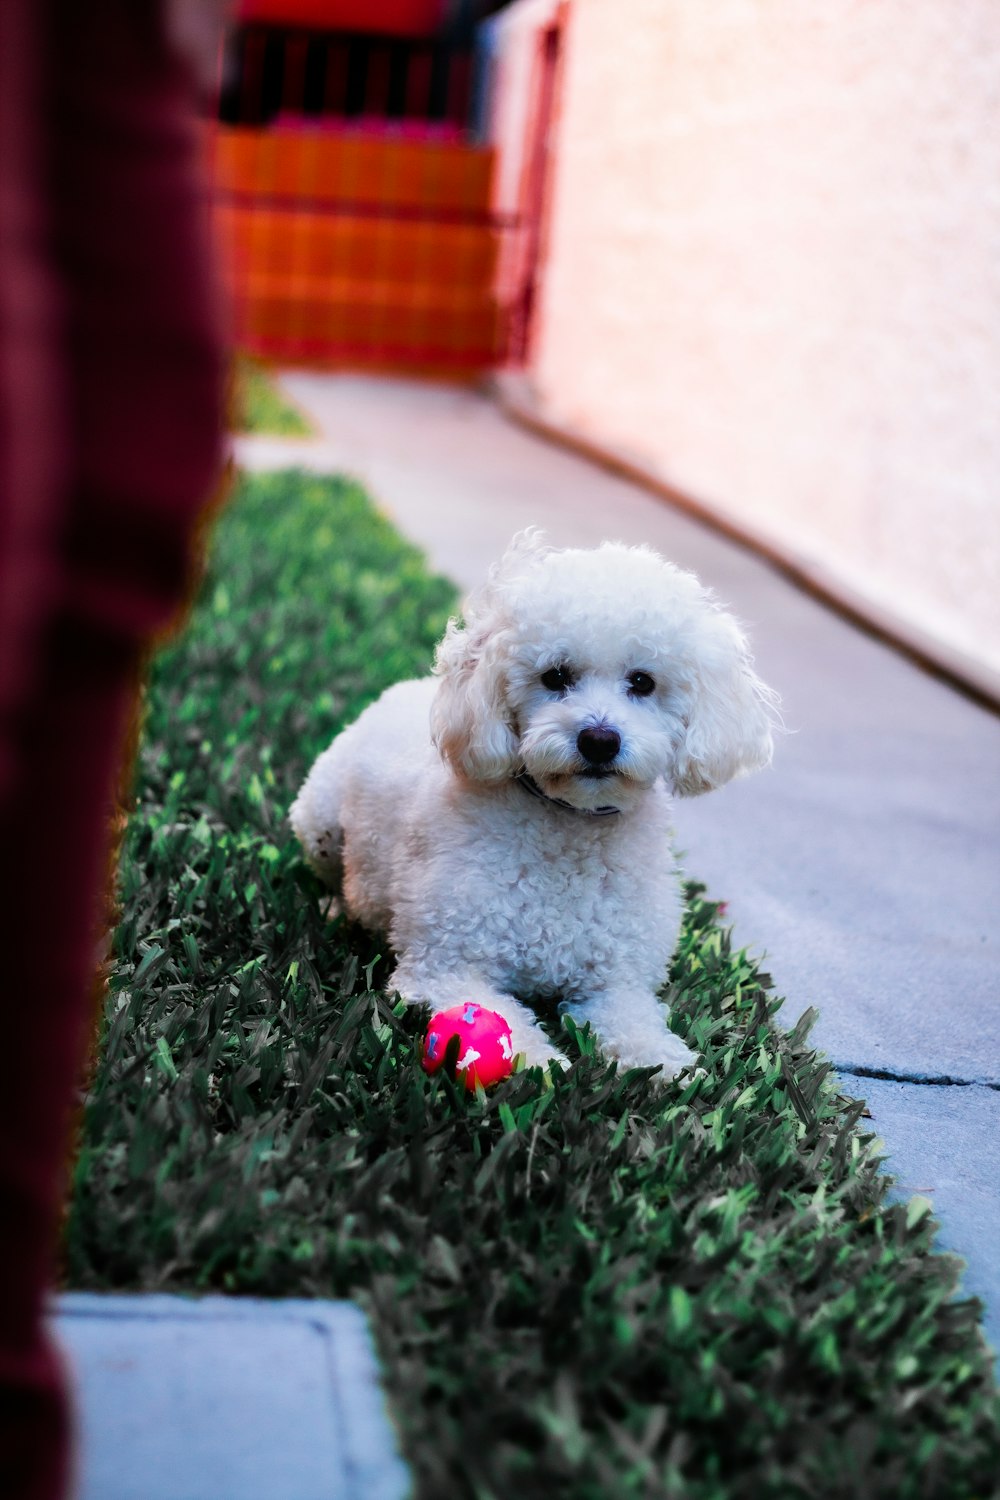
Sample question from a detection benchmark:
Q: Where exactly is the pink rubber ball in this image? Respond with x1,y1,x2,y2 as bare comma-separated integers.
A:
422,1003,515,1091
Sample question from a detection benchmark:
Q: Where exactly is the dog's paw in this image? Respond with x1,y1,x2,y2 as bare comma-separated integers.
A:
666,1057,707,1089
592,1025,700,1080
513,1030,567,1074
620,1043,701,1080
656,1034,701,1081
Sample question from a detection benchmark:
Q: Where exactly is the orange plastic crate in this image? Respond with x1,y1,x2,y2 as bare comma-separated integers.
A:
214,206,497,287
234,273,502,359
214,128,494,215
212,125,503,372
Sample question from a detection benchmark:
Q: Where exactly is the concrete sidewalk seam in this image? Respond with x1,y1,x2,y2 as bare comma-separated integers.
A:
837,1065,1000,1091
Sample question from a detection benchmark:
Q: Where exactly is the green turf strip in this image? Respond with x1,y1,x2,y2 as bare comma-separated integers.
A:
231,356,313,436
66,468,1000,1499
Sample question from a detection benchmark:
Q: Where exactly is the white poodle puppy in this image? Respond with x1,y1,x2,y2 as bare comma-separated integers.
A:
290,530,776,1077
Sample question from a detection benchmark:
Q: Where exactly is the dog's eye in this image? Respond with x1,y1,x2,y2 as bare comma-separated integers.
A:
540,665,573,693
627,671,656,697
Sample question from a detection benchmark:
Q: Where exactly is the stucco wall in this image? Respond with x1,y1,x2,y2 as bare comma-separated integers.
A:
496,0,1000,686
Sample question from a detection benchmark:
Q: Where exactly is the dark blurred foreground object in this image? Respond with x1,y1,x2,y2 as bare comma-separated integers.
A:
0,4,225,1496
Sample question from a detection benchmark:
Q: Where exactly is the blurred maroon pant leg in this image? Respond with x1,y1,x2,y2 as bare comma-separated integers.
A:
0,4,224,1496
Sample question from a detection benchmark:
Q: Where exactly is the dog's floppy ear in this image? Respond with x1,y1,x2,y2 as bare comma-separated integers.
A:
670,611,778,797
430,528,548,781
430,616,520,782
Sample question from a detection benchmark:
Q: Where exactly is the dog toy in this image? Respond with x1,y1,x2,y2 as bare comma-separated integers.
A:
422,1003,514,1091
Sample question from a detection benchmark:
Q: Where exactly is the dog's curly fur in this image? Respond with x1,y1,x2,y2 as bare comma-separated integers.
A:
291,530,777,1075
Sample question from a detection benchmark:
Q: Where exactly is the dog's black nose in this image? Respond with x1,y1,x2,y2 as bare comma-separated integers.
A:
577,726,621,765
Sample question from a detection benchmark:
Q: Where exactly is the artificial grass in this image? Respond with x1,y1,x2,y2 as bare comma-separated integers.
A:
66,468,1000,1499
231,355,313,436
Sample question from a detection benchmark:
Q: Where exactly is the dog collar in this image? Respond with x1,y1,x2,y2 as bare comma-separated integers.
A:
515,770,622,818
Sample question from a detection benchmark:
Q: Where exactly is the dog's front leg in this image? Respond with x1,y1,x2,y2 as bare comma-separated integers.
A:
389,964,566,1071
561,987,698,1079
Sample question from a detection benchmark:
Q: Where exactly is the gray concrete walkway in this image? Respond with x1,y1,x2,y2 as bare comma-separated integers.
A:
239,372,1000,1351
54,1294,409,1500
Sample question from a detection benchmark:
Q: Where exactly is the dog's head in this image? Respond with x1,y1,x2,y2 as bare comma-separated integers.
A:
431,530,778,812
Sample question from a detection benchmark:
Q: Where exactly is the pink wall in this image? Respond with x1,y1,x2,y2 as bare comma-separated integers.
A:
493,0,1000,690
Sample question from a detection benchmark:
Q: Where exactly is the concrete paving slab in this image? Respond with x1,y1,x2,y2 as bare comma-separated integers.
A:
853,1077,1000,1357
235,373,1000,1083
52,1294,409,1500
